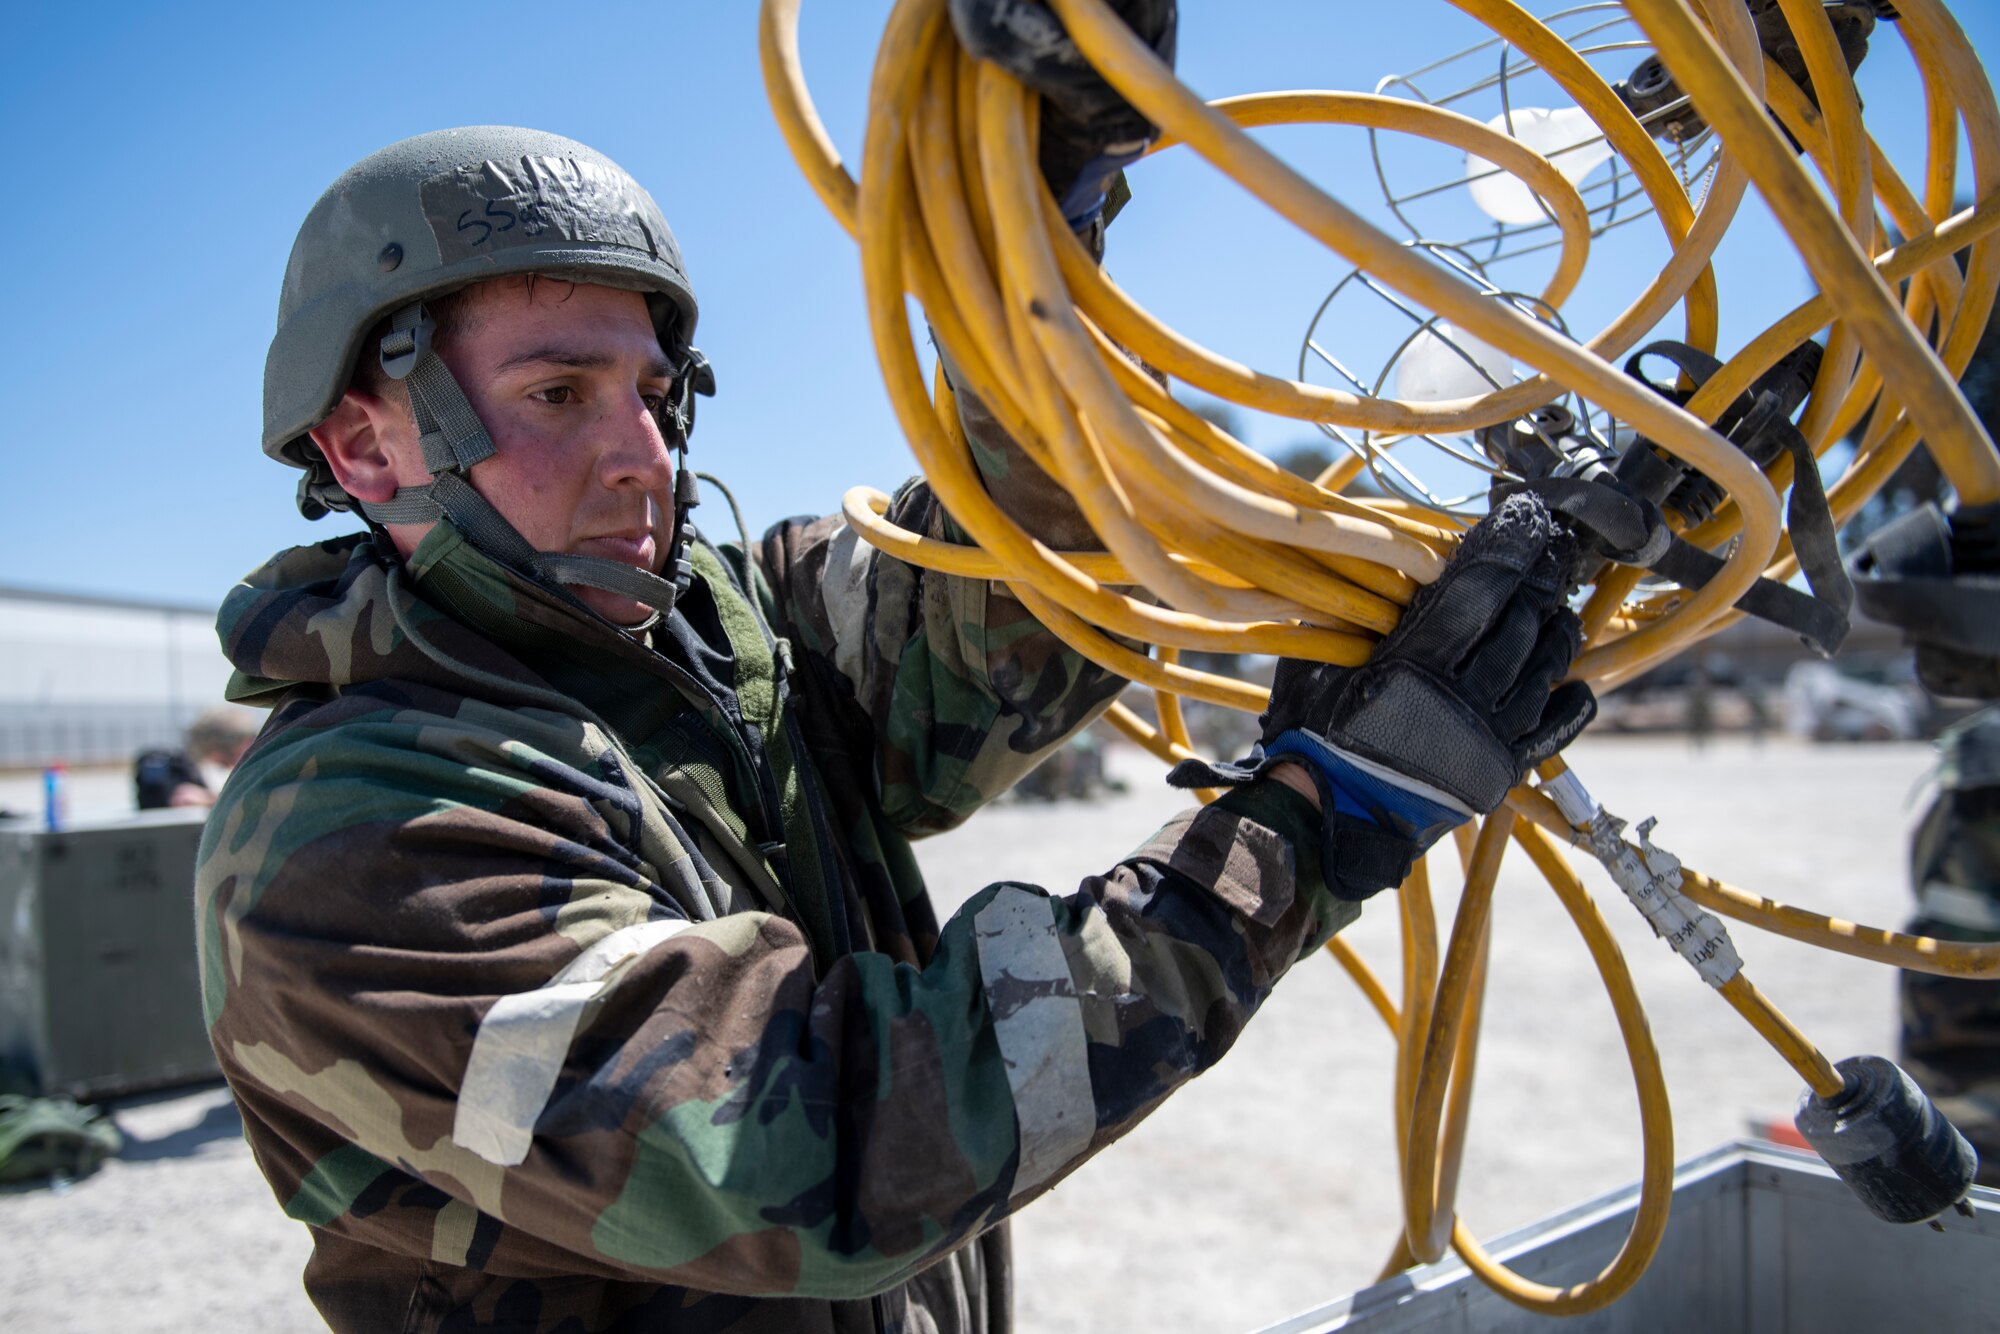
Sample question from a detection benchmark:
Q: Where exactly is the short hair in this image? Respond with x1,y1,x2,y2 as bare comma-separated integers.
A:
186,706,260,765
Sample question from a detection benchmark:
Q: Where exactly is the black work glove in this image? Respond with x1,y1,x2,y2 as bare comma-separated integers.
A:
948,0,1177,233
1851,501,2000,699
1171,492,1598,901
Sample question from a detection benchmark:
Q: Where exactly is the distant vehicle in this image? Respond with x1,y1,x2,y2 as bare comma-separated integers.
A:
1782,661,1924,742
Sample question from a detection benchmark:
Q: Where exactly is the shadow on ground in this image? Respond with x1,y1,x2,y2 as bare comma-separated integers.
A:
116,1095,242,1162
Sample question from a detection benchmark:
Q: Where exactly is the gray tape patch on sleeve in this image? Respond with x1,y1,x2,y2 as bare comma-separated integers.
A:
974,885,1096,1197
453,917,691,1166
1133,805,1298,927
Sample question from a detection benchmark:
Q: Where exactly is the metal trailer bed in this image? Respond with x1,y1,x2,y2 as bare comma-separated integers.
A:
1257,1140,2000,1332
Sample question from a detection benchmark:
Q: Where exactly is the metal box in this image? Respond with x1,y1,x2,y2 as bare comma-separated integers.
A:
0,810,219,1100
1257,1140,2000,1332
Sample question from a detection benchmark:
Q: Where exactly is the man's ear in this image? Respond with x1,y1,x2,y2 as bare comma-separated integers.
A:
308,388,409,506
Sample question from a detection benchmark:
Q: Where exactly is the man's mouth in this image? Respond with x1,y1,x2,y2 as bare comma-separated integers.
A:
577,532,658,571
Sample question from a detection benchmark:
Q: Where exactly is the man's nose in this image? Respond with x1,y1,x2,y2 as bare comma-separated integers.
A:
598,391,676,490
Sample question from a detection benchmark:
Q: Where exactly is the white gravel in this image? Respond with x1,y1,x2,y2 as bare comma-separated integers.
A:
0,735,1933,1332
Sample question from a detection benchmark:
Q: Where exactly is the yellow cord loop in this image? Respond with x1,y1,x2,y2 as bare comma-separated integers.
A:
762,0,2000,1310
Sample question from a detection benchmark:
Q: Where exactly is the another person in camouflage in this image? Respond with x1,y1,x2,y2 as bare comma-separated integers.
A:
133,704,259,810
1871,211,2000,1191
1901,709,2000,1187
197,52,1593,1334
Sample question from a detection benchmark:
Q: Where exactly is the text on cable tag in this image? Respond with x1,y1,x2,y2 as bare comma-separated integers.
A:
1586,814,1743,988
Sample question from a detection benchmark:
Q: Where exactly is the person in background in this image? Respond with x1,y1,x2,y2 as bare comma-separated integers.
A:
1685,656,1715,751
134,706,259,810
1852,202,2000,1189
1898,710,2000,1187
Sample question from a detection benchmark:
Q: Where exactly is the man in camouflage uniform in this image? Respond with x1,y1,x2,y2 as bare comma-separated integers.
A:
1851,224,2000,1192
197,21,1595,1333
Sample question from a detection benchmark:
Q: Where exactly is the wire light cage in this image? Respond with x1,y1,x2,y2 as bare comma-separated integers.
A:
764,0,2000,1315
1300,0,1728,522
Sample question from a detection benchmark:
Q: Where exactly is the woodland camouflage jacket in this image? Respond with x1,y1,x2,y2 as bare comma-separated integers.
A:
195,464,1355,1333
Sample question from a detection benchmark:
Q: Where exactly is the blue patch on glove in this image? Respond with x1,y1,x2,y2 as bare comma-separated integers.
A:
1059,144,1147,231
1264,729,1470,851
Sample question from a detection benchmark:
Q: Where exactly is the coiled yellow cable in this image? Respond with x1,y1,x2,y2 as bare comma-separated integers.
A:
760,0,2000,1309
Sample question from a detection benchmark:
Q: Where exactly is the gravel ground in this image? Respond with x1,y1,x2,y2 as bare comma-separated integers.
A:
0,735,1934,1332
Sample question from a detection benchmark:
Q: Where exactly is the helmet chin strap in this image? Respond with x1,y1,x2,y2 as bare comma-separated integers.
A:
358,302,712,634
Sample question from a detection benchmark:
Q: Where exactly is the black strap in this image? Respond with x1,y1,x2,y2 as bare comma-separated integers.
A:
1769,407,1855,632
1625,339,1821,472
1620,339,1853,654
1625,342,1846,600
1501,473,1848,656
1501,475,1671,566
1651,536,1850,655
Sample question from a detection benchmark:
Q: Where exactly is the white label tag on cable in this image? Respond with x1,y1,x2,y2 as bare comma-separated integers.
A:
1587,814,1742,988
1538,768,1599,831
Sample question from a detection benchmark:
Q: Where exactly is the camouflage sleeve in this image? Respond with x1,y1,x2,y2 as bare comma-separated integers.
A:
754,385,1129,839
1900,779,2000,1186
198,716,1353,1302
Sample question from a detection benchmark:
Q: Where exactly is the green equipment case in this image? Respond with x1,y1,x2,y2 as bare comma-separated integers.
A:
0,811,218,1100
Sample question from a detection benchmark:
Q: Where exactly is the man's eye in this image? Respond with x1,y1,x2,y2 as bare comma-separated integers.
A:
640,392,666,412
536,386,575,405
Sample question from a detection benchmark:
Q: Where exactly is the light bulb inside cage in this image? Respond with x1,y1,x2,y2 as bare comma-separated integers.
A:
1393,323,1516,403
1298,241,1608,518
1368,2,1718,270
1467,105,1618,225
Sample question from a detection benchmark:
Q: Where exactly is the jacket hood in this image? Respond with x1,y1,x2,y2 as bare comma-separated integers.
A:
217,526,615,709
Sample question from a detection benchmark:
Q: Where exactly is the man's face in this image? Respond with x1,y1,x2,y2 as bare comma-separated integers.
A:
365,277,679,627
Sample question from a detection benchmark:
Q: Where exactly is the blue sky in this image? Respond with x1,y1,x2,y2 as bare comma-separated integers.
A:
3,2,1993,607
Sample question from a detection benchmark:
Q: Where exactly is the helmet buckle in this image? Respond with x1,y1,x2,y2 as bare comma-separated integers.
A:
661,347,715,449
379,305,436,382
683,347,716,398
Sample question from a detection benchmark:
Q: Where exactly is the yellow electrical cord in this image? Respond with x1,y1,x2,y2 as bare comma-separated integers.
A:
759,0,2000,1311
1504,780,2000,981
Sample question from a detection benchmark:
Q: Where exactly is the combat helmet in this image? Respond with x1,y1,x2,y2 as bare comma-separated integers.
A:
264,125,715,623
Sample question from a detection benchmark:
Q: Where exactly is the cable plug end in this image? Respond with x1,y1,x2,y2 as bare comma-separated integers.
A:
1794,1055,1979,1226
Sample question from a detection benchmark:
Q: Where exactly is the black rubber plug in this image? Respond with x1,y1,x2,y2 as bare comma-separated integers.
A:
1794,1054,1978,1225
